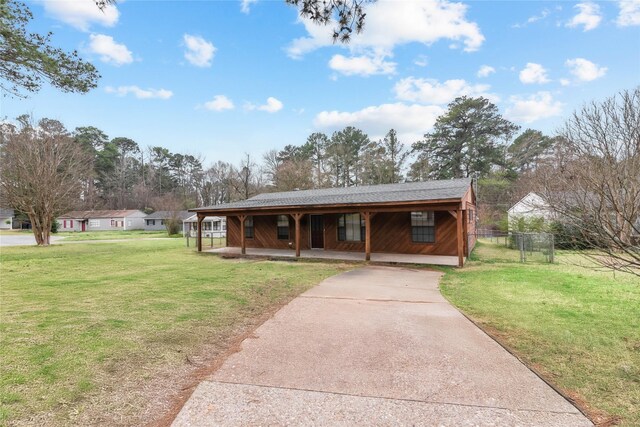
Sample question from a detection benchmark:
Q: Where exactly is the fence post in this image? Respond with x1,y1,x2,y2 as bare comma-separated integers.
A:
549,233,555,263
519,234,525,263
186,233,189,247
210,233,213,248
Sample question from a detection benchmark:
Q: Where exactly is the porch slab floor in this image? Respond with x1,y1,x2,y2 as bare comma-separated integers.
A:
206,247,460,266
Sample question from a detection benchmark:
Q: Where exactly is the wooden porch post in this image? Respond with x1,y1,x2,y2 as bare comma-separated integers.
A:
463,210,469,256
363,212,371,261
239,215,246,255
456,208,464,267
197,214,203,252
293,213,302,258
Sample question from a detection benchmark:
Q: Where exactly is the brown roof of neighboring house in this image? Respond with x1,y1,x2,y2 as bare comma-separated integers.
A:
59,210,143,219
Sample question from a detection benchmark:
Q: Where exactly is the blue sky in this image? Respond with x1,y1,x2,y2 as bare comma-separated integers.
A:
2,0,639,164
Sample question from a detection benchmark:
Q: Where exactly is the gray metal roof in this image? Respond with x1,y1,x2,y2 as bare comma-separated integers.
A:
193,178,472,212
0,208,14,217
59,210,144,219
146,210,191,220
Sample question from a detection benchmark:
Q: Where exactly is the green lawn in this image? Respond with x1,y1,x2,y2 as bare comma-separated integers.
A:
0,240,349,426
441,240,640,426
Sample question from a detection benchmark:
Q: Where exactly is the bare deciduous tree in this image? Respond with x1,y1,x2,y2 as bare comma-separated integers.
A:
537,88,640,275
0,117,92,245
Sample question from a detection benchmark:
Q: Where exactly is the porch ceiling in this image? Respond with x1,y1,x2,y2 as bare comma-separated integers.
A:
190,200,463,217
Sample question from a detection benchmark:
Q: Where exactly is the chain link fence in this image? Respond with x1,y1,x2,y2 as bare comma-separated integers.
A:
475,229,555,263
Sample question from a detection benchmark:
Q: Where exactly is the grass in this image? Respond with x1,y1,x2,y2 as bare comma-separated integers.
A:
56,230,174,241
441,240,640,426
0,240,349,426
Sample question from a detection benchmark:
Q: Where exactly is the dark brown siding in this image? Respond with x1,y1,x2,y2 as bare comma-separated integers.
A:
324,212,457,256
370,211,458,256
227,215,310,250
227,211,459,256
324,214,365,252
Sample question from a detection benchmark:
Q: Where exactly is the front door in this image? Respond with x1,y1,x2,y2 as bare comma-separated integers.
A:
310,215,324,249
81,221,86,232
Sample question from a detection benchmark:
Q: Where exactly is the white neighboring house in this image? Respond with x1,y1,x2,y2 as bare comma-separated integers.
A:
507,192,555,230
0,208,14,230
143,210,191,233
57,210,147,232
183,214,226,238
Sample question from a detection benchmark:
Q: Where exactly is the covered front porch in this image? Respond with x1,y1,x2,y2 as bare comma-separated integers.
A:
206,246,461,266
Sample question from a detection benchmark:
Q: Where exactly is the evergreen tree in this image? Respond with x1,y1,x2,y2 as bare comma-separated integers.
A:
507,129,555,173
412,96,519,179
1,1,100,97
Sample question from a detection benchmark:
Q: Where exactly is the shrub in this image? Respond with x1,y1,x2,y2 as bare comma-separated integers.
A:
549,221,591,250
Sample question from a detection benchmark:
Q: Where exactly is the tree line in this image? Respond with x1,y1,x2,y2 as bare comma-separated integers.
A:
0,96,559,218
3,90,638,277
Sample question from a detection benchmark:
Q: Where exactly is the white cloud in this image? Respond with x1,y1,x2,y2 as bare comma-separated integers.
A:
505,92,563,123
519,63,550,84
565,58,607,81
240,0,258,13
414,55,429,67
617,0,640,26
527,8,551,24
513,8,552,28
105,86,173,100
477,65,495,78
314,103,444,144
394,77,495,105
246,97,284,113
566,2,602,31
560,78,571,86
41,0,119,31
204,95,234,111
88,34,133,66
183,34,216,67
328,54,396,76
286,0,484,59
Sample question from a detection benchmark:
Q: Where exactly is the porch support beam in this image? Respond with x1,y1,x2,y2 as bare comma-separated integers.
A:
363,211,372,261
456,208,464,267
463,210,469,256
448,210,457,219
197,214,203,252
292,213,302,258
239,215,246,255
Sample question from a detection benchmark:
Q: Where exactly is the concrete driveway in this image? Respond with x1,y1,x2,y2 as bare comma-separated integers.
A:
0,234,64,247
173,266,591,426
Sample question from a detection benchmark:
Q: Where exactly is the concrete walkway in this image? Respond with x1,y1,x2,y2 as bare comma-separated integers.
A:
173,266,591,426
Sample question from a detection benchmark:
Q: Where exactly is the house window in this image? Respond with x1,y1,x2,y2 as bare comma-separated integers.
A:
277,215,289,240
89,219,99,227
244,216,254,239
203,222,212,231
111,219,116,227
160,220,165,225
212,221,220,231
146,219,155,226
337,213,365,242
222,222,227,231
63,220,67,228
468,209,474,223
411,212,435,243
